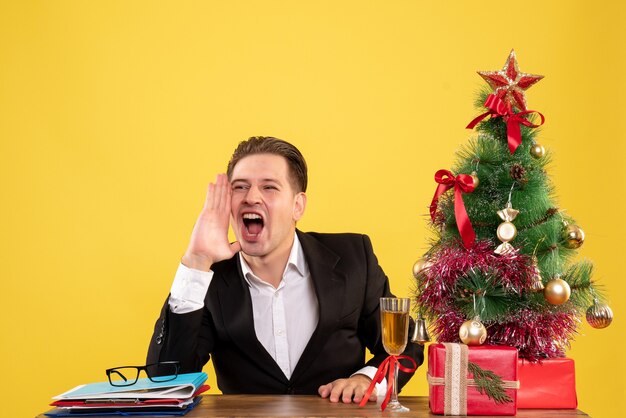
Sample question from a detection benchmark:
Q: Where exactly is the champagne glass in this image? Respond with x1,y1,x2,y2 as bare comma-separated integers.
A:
380,297,411,412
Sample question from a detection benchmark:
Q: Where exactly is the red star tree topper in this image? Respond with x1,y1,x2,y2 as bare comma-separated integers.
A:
478,49,543,111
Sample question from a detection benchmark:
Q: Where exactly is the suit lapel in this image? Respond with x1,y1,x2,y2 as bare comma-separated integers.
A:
290,231,347,383
216,257,289,384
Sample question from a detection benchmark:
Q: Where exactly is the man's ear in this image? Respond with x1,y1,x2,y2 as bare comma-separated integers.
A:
293,192,307,221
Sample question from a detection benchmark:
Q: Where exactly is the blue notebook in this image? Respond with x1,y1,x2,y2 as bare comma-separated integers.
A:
53,372,208,400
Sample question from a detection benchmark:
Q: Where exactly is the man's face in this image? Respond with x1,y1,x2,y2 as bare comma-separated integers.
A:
230,153,306,260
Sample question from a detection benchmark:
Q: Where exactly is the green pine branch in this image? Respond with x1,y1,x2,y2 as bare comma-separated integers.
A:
467,362,513,404
454,269,514,321
564,260,606,311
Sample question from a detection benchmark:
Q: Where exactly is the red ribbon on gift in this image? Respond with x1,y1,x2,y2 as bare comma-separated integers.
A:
358,355,417,411
466,94,545,154
430,169,476,249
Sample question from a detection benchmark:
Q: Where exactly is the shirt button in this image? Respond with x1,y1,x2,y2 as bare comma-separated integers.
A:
276,329,284,336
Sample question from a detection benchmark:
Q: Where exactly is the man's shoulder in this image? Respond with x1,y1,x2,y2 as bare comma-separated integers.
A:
300,230,367,242
297,230,374,254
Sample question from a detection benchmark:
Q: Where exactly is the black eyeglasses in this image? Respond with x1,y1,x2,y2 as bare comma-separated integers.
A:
105,361,180,387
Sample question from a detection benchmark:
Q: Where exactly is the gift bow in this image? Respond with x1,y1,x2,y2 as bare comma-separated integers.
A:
430,169,476,249
466,94,545,154
359,355,417,411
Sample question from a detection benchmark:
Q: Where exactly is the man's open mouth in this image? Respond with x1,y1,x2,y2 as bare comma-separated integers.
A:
242,213,264,235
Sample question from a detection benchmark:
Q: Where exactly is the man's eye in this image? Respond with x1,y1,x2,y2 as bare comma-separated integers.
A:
232,185,248,190
263,185,278,190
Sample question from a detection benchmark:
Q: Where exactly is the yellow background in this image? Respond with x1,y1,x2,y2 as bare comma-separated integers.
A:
1,1,624,417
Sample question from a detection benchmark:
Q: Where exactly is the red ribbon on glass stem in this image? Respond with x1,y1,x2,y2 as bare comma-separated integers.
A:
466,94,545,154
430,169,476,249
359,355,417,411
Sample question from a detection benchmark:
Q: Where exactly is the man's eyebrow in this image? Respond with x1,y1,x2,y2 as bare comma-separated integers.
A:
261,178,282,184
230,178,283,184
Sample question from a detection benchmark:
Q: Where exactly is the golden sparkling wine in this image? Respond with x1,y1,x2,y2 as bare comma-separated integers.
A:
381,310,409,355
379,297,411,412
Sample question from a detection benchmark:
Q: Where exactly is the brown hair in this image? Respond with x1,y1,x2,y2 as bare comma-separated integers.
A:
226,136,308,193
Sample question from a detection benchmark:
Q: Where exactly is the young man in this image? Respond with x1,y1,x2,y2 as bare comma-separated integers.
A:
147,136,423,403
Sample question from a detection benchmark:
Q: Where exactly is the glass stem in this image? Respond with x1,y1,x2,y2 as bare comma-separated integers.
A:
391,359,400,404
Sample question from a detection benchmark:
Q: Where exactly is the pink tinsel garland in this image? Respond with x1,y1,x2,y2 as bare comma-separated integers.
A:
416,239,579,361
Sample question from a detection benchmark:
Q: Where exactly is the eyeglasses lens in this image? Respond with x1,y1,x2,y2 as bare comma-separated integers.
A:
146,362,179,382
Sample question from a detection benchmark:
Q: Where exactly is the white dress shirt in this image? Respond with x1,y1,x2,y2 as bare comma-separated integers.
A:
169,233,384,390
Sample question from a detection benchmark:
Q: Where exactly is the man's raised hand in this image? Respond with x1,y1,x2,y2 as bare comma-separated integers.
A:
181,174,241,271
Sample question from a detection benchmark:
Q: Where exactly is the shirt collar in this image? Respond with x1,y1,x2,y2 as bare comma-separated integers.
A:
239,232,308,286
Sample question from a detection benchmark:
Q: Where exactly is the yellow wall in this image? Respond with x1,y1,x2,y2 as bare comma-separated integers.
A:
2,1,624,416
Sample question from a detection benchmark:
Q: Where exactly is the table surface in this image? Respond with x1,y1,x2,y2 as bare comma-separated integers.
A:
39,395,589,417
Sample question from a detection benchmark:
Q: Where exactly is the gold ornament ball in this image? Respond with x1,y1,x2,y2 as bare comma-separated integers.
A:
497,221,517,242
530,143,545,159
459,319,487,345
412,259,433,279
470,171,480,188
586,302,613,329
544,278,571,305
562,224,585,249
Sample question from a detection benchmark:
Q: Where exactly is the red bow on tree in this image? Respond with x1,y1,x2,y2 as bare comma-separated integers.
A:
466,94,545,154
430,170,476,249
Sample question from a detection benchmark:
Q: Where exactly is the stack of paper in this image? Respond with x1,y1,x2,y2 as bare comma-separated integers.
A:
44,372,209,417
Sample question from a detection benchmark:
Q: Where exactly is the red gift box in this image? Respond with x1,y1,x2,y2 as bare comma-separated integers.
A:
428,343,519,416
517,358,577,409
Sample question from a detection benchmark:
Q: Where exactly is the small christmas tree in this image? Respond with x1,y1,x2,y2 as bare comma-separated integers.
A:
413,50,613,361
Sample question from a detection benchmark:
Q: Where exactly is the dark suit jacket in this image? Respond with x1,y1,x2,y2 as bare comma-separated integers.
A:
147,230,423,394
